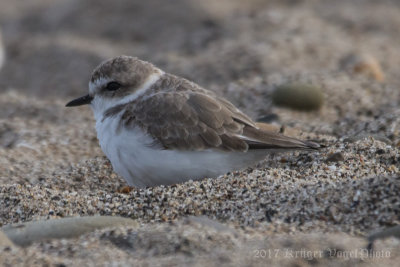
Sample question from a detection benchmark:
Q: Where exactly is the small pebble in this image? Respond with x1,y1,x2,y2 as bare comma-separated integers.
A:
2,216,139,247
272,83,324,111
326,152,345,163
340,53,385,82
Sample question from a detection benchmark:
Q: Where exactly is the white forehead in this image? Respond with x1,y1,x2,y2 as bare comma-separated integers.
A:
89,76,111,95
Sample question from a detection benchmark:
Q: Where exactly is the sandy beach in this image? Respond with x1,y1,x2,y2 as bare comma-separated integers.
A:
0,0,399,266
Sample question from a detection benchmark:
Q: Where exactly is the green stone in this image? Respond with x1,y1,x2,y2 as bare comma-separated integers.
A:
272,83,324,111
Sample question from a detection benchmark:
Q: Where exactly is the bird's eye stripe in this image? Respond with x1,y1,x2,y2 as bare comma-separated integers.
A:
106,81,121,91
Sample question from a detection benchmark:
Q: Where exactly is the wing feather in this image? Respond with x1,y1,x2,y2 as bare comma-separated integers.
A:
115,74,319,151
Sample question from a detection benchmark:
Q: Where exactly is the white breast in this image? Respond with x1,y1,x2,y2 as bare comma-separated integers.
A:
95,113,158,187
94,113,268,187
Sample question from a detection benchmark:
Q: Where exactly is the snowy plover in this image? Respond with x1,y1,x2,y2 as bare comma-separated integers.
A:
66,56,319,187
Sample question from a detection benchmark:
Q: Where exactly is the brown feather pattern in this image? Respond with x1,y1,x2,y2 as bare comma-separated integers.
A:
103,74,319,152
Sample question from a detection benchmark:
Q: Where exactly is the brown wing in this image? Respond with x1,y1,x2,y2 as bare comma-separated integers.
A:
124,91,250,151
115,76,319,151
241,126,320,150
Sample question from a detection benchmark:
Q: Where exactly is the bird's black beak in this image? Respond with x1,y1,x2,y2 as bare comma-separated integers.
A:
65,94,93,107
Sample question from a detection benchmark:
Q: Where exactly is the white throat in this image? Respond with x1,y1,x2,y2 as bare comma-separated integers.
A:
90,71,163,121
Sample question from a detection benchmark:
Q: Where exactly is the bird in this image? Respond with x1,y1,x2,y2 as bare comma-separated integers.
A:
66,56,319,188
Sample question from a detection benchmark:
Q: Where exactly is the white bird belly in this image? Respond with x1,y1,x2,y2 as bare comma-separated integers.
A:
95,115,267,187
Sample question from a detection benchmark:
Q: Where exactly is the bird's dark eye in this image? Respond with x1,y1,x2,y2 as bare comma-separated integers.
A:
105,81,121,91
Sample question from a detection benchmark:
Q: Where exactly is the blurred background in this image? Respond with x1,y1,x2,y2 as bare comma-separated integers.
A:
1,0,399,111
